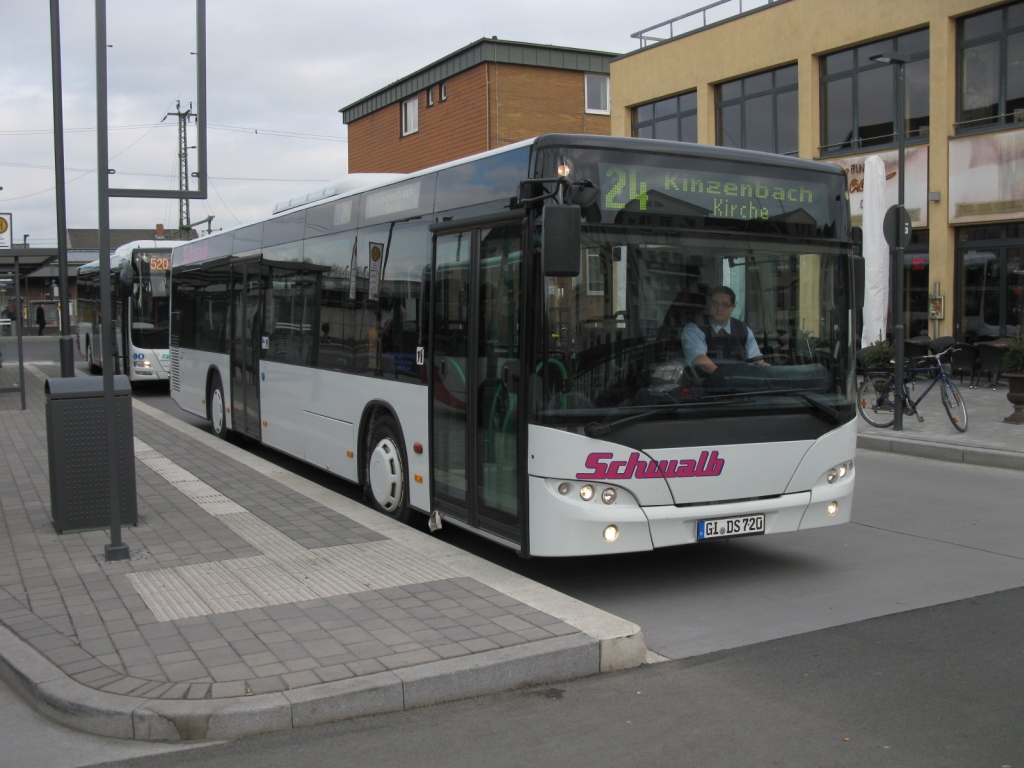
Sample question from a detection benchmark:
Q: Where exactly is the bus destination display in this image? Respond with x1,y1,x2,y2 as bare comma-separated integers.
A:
598,163,830,225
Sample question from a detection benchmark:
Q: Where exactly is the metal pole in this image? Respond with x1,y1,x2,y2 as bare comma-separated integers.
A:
96,0,128,562
893,60,907,431
14,256,25,411
195,0,207,200
50,0,74,378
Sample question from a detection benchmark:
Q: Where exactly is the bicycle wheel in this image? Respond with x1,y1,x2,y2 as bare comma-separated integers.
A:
939,376,969,432
857,373,897,428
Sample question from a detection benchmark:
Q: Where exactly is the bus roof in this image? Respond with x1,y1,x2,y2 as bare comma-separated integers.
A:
170,133,846,266
533,134,847,179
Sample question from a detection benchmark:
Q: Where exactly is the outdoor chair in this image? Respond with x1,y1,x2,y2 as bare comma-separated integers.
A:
973,341,1009,389
948,343,978,385
903,339,931,379
926,336,956,353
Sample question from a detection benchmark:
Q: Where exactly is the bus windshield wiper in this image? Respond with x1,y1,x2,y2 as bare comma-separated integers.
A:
699,387,815,401
585,388,835,438
796,393,842,423
704,388,842,422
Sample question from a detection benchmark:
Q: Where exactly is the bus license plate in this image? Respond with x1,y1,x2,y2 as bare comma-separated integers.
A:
697,513,765,540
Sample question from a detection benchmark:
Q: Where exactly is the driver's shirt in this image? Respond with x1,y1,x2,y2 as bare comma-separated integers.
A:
681,318,763,365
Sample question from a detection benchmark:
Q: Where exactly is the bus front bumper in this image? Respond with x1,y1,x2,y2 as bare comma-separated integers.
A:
528,473,853,557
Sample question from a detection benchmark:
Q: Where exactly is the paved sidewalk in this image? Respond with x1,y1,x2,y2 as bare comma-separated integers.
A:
856,376,1024,471
0,364,643,742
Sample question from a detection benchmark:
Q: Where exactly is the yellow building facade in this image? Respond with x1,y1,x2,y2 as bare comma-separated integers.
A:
611,0,1024,343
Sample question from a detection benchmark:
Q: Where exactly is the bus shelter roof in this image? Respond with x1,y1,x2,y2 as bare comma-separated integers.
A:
0,248,59,277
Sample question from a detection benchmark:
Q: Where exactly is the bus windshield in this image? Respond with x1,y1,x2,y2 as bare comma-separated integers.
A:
132,251,170,349
536,226,853,429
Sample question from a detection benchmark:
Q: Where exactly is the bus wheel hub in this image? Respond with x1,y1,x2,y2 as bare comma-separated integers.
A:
369,439,402,511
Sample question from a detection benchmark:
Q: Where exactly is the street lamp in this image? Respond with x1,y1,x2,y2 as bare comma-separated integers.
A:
870,52,908,430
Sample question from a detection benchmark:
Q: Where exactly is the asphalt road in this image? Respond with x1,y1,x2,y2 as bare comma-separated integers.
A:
99,586,1024,768
133,371,1024,661
3,341,1022,765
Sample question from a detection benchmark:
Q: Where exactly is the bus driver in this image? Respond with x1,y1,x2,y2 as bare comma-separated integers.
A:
682,286,769,374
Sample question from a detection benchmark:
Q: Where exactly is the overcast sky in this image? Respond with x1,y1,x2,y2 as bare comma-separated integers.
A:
1,0,719,247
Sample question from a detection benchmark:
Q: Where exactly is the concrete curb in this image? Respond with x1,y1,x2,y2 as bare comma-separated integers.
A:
0,621,603,741
857,434,1024,472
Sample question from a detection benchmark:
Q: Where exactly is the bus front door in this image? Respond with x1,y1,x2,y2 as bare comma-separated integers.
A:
431,226,523,545
231,262,265,439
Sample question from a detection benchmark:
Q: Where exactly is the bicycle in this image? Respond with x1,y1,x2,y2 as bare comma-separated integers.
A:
857,343,968,432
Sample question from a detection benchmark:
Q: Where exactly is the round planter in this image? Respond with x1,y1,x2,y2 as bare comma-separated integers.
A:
1004,373,1024,425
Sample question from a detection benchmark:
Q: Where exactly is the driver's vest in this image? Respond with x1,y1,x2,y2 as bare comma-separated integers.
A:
700,315,749,362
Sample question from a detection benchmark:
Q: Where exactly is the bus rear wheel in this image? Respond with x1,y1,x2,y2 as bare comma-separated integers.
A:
208,373,228,440
365,414,412,523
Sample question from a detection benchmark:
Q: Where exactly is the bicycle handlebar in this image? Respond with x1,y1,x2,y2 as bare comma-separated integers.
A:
889,343,964,367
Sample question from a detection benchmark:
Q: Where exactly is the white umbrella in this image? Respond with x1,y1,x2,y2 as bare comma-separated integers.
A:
861,155,889,348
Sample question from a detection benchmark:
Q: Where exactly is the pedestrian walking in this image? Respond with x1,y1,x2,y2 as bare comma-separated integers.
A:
36,305,46,336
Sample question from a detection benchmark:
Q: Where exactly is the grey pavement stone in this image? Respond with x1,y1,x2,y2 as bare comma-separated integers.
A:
0,380,622,741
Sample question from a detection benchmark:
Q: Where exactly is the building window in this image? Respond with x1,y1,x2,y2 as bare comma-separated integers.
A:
958,2,1024,131
401,97,419,136
427,88,434,107
440,82,447,101
585,74,610,114
820,30,929,155
632,91,697,142
716,64,798,155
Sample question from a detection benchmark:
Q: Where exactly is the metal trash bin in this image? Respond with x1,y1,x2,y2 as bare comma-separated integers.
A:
45,376,137,533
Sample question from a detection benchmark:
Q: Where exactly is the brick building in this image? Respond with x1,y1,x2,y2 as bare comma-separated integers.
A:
341,38,617,173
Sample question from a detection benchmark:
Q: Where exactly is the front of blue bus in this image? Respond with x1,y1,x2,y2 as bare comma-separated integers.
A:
528,137,855,556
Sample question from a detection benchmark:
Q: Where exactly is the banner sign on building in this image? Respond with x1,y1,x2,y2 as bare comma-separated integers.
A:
0,213,11,249
949,130,1024,224
824,147,929,229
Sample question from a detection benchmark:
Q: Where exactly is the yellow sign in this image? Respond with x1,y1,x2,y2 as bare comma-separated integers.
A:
0,213,10,249
0,218,8,234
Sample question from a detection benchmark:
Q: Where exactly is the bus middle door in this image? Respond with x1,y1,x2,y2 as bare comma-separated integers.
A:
231,261,266,439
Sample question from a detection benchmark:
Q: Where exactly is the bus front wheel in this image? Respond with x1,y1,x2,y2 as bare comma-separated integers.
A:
85,339,100,375
208,373,228,440
364,414,412,523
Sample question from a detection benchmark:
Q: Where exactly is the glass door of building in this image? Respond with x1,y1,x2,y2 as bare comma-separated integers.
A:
957,225,1024,341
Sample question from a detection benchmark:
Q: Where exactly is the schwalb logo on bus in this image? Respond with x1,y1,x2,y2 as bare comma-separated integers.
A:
577,451,724,481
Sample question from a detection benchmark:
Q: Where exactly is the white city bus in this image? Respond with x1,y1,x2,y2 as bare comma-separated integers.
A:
77,240,172,382
169,135,858,557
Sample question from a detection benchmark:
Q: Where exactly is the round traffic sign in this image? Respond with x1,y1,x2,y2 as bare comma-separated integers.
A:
883,205,912,249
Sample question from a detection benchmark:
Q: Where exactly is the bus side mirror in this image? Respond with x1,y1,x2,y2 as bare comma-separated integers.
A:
119,259,133,289
851,227,865,310
542,204,581,277
852,254,865,310
851,226,863,257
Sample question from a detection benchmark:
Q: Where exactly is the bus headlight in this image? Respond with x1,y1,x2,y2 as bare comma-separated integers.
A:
603,525,619,542
827,501,839,516
601,488,617,504
133,359,151,368
826,461,853,484
558,482,571,495
579,485,595,501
